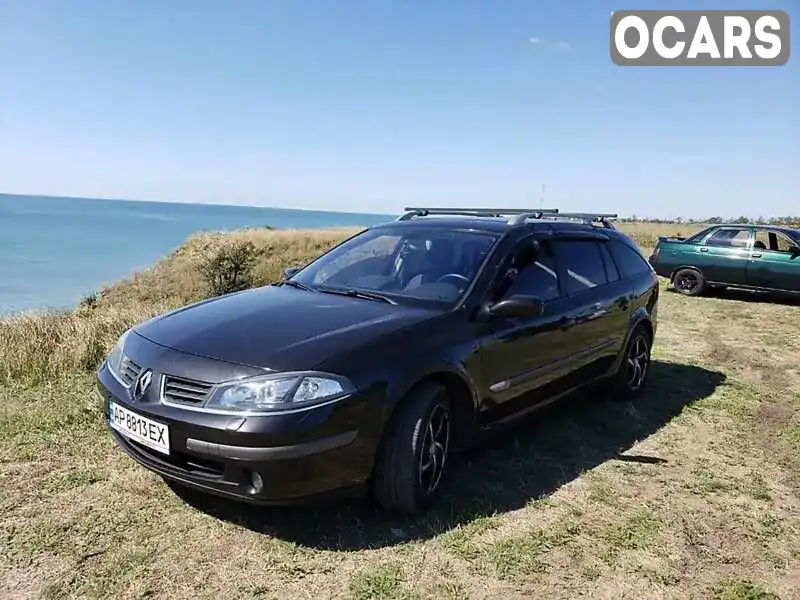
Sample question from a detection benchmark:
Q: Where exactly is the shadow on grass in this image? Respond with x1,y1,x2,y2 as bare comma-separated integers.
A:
171,360,725,550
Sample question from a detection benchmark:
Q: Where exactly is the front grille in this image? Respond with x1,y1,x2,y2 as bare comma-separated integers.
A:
162,375,214,405
119,355,143,386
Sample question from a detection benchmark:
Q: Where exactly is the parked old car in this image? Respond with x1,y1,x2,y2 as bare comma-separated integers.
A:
98,207,659,514
649,223,800,297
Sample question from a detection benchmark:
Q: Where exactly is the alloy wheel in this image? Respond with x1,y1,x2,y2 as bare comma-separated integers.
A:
418,403,450,494
626,335,650,391
676,271,699,294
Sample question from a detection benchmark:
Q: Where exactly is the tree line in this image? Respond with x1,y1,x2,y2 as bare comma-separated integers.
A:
621,215,799,227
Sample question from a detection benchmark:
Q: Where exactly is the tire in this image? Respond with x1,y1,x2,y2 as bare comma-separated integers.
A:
606,325,652,400
372,382,452,514
673,268,705,296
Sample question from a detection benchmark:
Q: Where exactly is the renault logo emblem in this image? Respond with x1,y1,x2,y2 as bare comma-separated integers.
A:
134,370,153,398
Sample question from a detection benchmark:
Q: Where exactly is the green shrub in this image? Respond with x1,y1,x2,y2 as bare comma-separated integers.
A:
197,239,259,297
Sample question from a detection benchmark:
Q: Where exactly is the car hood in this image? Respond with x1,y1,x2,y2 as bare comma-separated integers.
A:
134,285,435,371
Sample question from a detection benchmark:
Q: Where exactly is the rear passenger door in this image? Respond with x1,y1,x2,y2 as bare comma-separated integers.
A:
693,227,752,285
550,237,630,381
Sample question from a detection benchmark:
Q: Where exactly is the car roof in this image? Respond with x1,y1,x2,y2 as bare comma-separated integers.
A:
373,215,515,233
711,223,800,236
371,215,631,240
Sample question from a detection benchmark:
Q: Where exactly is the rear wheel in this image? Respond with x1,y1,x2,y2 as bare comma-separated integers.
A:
673,268,705,296
606,325,652,400
372,383,451,514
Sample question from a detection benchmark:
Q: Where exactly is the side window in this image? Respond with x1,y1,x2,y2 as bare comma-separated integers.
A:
703,228,750,248
754,229,796,253
608,240,651,278
503,241,561,301
552,240,608,296
598,243,620,282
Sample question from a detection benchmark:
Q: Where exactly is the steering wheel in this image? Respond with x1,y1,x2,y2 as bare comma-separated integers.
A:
436,273,470,287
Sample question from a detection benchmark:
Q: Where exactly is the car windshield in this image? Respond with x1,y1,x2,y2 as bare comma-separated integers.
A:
289,225,499,306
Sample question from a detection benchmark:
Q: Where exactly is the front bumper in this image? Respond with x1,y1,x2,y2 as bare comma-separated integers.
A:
97,334,384,505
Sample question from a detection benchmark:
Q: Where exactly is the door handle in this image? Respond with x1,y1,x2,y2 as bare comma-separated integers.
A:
559,316,576,330
579,302,610,320
699,247,709,253
752,252,762,258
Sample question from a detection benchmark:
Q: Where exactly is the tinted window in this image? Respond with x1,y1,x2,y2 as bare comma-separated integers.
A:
503,241,560,301
609,240,651,278
704,227,750,248
552,240,608,296
599,243,620,282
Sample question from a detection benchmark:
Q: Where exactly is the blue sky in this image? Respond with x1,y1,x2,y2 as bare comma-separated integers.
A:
1,1,797,219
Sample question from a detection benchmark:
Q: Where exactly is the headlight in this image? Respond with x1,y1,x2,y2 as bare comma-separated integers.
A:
106,329,131,382
206,372,354,413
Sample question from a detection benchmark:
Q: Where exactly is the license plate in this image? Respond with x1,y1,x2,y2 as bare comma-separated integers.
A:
109,400,171,455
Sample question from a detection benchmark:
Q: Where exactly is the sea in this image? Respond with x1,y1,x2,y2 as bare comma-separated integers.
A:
0,194,395,315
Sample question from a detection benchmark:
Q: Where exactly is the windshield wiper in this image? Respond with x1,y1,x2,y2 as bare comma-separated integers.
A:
318,287,398,305
278,280,316,292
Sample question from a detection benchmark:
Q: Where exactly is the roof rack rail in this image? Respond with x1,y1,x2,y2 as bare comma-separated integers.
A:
397,207,559,222
533,212,619,229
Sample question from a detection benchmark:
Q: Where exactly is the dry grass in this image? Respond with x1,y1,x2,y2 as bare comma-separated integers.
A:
2,221,799,600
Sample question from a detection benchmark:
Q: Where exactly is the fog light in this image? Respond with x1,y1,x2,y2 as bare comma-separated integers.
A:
249,471,263,495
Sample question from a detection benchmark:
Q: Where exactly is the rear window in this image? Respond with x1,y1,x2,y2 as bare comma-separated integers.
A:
684,227,713,244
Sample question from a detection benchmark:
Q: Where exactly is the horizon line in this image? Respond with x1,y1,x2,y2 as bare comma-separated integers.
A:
0,191,398,218
1,191,797,223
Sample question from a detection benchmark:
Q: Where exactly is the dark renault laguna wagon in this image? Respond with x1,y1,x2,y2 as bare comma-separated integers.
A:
97,207,659,514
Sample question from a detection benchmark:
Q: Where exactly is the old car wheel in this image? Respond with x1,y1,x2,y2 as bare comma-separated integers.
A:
673,268,705,296
372,382,451,514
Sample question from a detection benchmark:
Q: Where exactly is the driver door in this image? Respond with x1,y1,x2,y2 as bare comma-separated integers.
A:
477,237,581,425
746,228,800,292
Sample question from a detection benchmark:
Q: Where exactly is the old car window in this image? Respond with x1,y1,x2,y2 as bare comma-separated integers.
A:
704,228,750,248
502,241,560,301
608,240,651,278
552,240,608,296
754,229,796,253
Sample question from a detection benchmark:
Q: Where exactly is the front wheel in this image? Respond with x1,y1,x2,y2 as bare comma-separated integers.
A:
372,383,452,514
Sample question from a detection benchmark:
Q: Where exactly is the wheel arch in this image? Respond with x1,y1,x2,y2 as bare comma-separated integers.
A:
669,264,704,282
609,310,655,375
385,363,479,450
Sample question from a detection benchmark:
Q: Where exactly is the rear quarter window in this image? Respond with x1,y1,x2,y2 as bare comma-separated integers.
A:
608,240,651,279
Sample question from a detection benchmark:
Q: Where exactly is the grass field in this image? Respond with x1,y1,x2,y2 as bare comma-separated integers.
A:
1,221,799,600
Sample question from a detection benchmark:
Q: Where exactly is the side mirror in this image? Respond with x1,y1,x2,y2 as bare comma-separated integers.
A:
479,295,545,320
282,266,301,280
789,244,800,256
